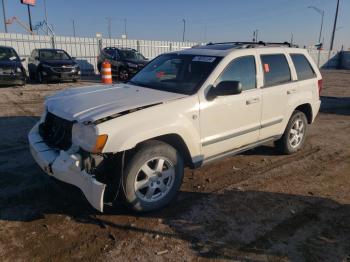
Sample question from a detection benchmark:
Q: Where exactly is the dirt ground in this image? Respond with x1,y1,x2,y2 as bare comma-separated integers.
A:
0,71,349,262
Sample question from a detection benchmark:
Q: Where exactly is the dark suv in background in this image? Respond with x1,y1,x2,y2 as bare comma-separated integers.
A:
0,46,26,86
28,49,81,83
97,47,148,81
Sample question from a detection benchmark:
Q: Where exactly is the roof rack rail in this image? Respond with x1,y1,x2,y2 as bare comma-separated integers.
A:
205,41,297,48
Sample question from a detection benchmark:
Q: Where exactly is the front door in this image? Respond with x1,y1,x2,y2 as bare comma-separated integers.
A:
200,55,262,159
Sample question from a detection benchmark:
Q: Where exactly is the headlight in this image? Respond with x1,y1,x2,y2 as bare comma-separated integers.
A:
72,123,108,153
16,67,22,73
127,62,138,68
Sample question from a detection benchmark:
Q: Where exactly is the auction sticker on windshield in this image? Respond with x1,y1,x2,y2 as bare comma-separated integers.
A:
192,56,216,62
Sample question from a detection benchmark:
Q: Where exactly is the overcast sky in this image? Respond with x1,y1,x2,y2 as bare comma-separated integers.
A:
2,0,349,50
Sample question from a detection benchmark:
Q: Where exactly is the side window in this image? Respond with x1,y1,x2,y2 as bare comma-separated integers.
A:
104,49,116,58
290,54,316,81
216,56,256,91
261,54,291,87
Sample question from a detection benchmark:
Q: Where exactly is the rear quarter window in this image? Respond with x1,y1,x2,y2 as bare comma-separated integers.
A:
261,54,291,87
291,54,316,81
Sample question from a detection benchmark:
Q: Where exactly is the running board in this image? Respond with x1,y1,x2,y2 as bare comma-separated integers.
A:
200,135,281,167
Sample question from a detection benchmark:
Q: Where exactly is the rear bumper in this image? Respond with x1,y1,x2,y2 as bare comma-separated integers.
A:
28,123,106,212
312,99,321,122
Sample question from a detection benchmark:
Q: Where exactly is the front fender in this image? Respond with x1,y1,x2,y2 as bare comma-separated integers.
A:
96,95,201,159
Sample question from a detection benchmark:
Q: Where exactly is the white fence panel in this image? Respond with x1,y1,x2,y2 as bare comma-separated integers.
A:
0,33,197,75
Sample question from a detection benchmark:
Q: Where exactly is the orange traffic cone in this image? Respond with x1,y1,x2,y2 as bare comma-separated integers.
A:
101,61,112,84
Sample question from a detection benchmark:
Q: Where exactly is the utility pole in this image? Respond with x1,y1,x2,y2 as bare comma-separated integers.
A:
72,19,76,37
290,33,294,45
253,29,259,42
124,18,127,38
330,0,340,50
43,0,48,35
106,17,112,39
27,4,33,32
182,19,186,42
1,0,7,33
308,6,324,45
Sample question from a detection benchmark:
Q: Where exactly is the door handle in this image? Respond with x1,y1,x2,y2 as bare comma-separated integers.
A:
287,89,297,95
246,98,260,105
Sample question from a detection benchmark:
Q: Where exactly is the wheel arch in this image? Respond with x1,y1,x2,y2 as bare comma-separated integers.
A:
127,134,194,168
294,103,313,124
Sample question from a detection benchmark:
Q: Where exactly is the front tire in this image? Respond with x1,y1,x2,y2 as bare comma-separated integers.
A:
118,68,129,82
36,70,44,84
275,110,308,154
122,140,184,212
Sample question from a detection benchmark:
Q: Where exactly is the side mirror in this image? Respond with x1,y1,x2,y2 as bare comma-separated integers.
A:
21,58,26,62
207,81,242,99
71,57,76,60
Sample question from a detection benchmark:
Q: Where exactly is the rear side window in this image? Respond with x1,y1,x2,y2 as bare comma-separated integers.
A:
261,54,291,87
291,54,316,80
216,56,256,91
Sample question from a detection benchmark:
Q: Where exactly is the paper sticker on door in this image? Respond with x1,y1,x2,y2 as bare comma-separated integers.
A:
264,63,270,73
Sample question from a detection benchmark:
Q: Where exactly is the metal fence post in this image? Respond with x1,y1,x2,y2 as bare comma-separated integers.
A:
51,36,55,49
98,38,103,52
136,40,140,52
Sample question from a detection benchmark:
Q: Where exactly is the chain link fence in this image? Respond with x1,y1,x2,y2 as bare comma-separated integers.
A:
0,32,344,75
0,33,197,75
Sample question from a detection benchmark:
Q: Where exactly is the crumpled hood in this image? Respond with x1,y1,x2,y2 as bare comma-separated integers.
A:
45,84,187,123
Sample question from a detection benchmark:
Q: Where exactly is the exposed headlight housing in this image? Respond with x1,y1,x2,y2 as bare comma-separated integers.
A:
40,107,47,123
72,123,108,153
127,62,138,68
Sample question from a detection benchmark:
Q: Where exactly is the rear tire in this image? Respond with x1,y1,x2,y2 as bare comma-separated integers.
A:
275,110,308,154
121,140,184,212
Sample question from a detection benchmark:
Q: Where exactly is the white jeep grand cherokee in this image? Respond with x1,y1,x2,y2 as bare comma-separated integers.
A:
29,42,322,212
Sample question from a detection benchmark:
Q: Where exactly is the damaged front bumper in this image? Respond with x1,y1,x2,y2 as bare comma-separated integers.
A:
28,123,106,212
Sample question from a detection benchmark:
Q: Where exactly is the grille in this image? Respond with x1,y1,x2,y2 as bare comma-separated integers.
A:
0,68,14,75
39,112,74,150
52,67,73,73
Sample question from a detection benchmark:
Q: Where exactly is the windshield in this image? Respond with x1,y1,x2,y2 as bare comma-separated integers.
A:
119,50,143,61
0,47,19,62
39,50,71,60
129,54,221,95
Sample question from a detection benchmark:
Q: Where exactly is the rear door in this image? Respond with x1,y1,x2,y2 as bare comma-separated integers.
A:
257,51,297,140
289,53,319,100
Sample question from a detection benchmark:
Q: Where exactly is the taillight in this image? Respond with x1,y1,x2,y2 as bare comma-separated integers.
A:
318,79,323,96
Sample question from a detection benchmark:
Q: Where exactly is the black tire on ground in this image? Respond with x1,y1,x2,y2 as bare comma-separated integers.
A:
275,110,308,155
29,71,35,80
121,140,184,212
118,68,129,82
36,70,44,84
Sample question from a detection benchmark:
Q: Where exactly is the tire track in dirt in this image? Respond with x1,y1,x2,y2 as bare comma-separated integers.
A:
1,92,37,118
